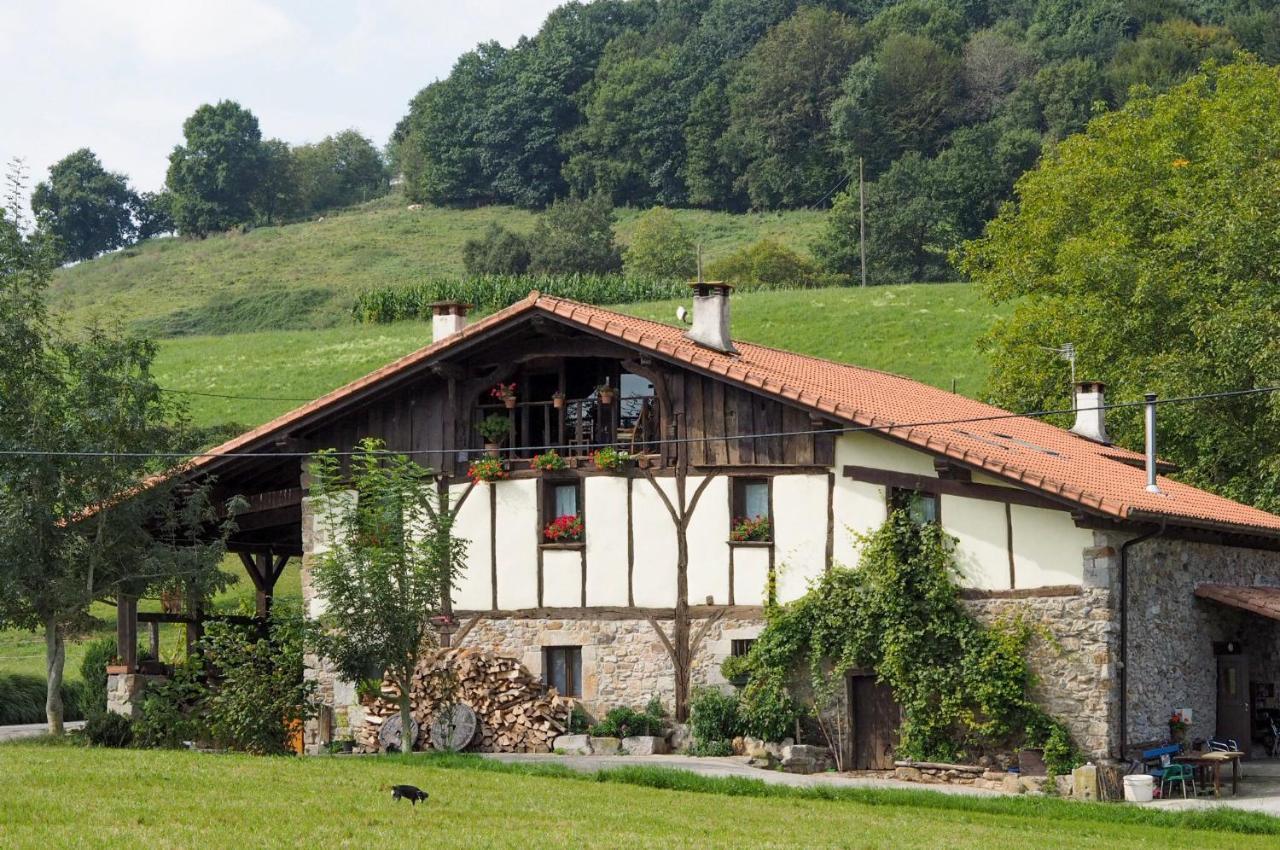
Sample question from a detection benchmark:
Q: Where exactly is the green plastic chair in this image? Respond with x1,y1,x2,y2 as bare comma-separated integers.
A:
1160,763,1197,799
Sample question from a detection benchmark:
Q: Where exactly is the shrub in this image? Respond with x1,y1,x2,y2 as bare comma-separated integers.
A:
79,637,117,719
201,605,315,755
706,238,823,288
689,739,735,757
689,687,742,750
568,703,592,735
589,698,665,738
135,659,208,749
528,194,623,275
462,223,531,275
83,711,134,748
0,674,86,725
623,207,696,279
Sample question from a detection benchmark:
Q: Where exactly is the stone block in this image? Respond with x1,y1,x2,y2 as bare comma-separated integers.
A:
553,734,592,755
589,736,621,755
895,766,923,782
669,723,691,753
743,736,769,759
780,744,828,775
622,736,669,756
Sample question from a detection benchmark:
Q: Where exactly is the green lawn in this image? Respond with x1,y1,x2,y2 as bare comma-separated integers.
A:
1,747,1276,849
48,196,827,333
151,283,1003,430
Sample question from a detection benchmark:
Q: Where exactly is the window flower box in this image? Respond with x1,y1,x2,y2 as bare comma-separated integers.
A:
468,457,507,483
730,515,772,543
530,450,567,472
544,514,584,543
592,447,630,472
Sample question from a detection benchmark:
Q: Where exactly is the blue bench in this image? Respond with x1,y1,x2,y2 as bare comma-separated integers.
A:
1141,744,1182,779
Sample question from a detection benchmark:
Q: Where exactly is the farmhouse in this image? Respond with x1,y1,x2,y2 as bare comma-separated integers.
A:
116,287,1280,765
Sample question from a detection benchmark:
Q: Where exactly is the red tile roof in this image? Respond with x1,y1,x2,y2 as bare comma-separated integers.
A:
1195,585,1280,621
186,291,1280,538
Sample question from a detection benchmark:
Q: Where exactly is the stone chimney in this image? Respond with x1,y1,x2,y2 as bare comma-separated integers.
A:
685,281,737,354
430,301,470,343
1070,380,1109,443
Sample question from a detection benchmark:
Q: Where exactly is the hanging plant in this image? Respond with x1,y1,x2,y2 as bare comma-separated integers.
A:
468,457,507,483
596,383,616,405
543,514,584,543
530,450,567,472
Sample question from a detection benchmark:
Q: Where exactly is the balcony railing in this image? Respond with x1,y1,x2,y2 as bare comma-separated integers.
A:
477,394,658,458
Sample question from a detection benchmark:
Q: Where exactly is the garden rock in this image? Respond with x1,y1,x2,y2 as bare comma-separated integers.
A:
622,736,669,756
589,736,621,755
743,737,769,759
554,734,592,755
780,744,829,774
669,723,691,753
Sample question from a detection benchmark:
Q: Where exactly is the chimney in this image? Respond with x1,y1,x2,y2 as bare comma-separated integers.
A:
685,281,738,354
1144,392,1161,494
430,301,470,343
1070,380,1109,443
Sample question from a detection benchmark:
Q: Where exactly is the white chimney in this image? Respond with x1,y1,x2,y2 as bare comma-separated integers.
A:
685,282,738,354
1070,380,1109,443
430,301,470,343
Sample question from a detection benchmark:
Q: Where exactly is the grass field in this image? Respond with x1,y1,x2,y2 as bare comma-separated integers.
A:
151,283,1003,429
48,196,827,333
1,746,1276,849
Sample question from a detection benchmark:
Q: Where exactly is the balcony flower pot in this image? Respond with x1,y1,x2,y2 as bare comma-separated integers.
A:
552,391,565,410
597,386,616,405
489,382,518,409
484,442,501,458
592,447,630,473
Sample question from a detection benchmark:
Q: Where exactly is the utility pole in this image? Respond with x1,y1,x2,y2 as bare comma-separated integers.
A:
858,157,867,288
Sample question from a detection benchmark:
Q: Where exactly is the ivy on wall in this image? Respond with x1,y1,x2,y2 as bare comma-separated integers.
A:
724,512,1078,769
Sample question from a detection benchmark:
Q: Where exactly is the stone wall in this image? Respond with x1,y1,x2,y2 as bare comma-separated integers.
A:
1113,533,1280,750
455,614,762,718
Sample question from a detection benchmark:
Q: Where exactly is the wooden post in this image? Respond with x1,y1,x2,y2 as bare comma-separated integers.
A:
116,594,138,672
148,622,160,661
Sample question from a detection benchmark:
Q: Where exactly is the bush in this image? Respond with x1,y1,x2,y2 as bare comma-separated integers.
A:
706,238,824,288
83,711,134,748
689,739,735,757
135,659,208,749
568,703,592,735
589,697,665,738
0,673,86,725
79,637,117,719
688,687,742,750
200,606,315,755
623,207,696,279
462,223,531,275
528,193,623,275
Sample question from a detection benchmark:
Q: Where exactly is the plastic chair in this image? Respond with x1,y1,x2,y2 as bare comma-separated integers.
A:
1160,763,1197,799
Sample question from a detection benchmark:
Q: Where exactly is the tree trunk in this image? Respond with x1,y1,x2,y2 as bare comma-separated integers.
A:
44,616,66,735
399,688,414,754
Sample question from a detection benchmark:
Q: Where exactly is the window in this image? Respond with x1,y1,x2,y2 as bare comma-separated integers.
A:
543,646,582,697
730,477,772,542
731,639,756,658
542,479,584,544
889,488,939,526
551,482,578,518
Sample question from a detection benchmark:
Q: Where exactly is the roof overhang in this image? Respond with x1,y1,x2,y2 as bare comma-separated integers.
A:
1195,584,1280,621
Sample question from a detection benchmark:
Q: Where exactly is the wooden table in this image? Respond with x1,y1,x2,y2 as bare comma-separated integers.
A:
1174,751,1244,797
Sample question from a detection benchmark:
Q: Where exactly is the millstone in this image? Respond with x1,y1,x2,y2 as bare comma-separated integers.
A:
430,703,479,752
379,713,420,753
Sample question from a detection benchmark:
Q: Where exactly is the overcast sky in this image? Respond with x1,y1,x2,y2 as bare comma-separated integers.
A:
0,0,564,203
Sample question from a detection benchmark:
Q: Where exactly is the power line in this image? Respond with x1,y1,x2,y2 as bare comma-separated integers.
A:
159,387,314,402
0,384,1277,461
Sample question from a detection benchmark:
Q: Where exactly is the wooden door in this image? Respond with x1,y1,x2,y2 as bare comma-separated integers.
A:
850,674,899,770
1217,654,1250,755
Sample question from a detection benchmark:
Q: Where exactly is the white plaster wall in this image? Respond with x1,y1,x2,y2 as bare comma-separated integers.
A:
733,546,771,606
631,475,679,607
584,476,630,606
494,479,539,609
773,474,830,602
686,476,730,606
302,490,355,618
1010,504,1091,587
839,431,937,475
971,470,1020,489
942,494,1010,590
542,549,582,607
451,482,493,611
831,434,895,567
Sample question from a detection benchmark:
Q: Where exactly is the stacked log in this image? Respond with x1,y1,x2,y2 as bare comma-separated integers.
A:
356,647,570,753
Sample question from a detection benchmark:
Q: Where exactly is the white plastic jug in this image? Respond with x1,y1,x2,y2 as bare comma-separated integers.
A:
1123,774,1154,803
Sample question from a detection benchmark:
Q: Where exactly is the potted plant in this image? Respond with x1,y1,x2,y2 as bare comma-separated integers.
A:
730,516,772,543
544,514,584,543
592,446,630,472
490,382,518,409
476,413,511,456
551,390,566,410
531,450,567,472
468,456,507,483
1169,711,1189,744
596,382,616,405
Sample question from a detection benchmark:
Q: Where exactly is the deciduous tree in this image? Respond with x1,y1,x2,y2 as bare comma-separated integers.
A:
31,149,137,262
166,101,267,236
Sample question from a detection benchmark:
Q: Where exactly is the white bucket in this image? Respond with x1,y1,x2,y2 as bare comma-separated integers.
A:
1124,774,1154,803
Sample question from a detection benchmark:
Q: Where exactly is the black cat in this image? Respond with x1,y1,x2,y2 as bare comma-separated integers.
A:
390,784,430,805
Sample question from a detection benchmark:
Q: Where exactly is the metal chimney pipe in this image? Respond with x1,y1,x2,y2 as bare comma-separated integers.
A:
1144,393,1160,493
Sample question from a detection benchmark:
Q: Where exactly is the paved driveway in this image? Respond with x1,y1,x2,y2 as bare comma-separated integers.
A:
480,752,997,796
0,721,84,742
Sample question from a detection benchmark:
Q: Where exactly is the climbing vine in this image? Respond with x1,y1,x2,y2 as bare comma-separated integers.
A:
725,512,1077,766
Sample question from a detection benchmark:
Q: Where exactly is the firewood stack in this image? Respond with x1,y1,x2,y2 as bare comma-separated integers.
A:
355,647,571,753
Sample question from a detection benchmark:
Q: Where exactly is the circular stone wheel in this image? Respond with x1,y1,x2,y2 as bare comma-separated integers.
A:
429,704,479,752
379,714,420,753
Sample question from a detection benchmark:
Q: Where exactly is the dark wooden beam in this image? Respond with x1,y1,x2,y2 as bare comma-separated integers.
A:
453,604,766,620
841,464,1071,511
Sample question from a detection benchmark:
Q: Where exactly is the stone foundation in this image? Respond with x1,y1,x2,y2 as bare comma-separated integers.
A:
106,672,166,720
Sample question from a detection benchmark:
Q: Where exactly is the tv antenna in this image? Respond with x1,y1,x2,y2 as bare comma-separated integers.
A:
1040,342,1077,386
